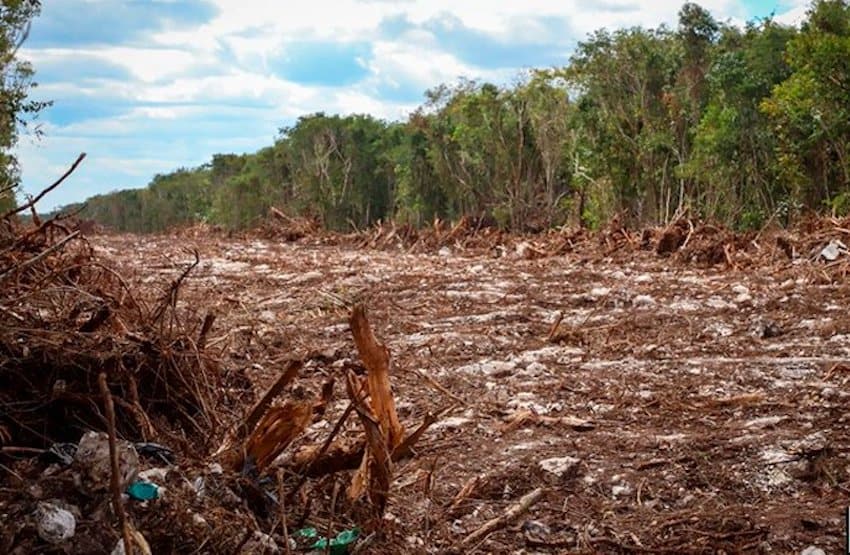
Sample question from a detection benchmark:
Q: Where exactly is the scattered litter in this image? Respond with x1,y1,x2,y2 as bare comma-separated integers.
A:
35,502,75,544
42,443,77,466
74,431,139,493
134,442,176,464
818,239,847,261
134,442,177,464
127,481,160,501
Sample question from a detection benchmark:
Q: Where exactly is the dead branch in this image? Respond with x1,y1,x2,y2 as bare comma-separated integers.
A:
446,475,481,516
0,230,79,281
460,487,544,547
1,153,86,220
98,373,134,555
197,312,216,350
391,411,439,460
288,401,354,500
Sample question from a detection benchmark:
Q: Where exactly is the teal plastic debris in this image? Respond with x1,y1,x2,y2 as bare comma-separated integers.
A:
296,527,318,539
126,481,159,501
310,528,360,555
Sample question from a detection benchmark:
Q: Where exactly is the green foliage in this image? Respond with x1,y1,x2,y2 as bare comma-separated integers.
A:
762,0,850,210
61,1,850,233
1,0,50,197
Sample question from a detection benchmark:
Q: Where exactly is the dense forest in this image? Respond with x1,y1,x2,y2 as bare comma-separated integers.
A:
57,1,850,232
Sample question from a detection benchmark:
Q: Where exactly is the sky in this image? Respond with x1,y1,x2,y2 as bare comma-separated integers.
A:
15,0,810,210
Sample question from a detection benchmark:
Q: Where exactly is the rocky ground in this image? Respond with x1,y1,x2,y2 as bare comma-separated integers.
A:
90,229,850,554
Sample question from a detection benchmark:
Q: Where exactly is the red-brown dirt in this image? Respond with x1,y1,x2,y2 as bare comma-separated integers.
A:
87,227,850,554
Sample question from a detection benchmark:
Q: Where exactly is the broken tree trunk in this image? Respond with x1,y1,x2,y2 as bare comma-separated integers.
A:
349,305,404,450
347,305,404,506
345,371,392,515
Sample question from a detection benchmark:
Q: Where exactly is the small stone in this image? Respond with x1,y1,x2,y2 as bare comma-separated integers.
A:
800,547,826,555
525,361,548,375
589,287,611,299
758,320,783,339
735,293,753,305
522,520,552,543
539,456,580,479
633,294,656,307
36,502,75,544
438,246,452,257
515,242,532,258
259,310,276,323
732,284,750,295
612,484,632,498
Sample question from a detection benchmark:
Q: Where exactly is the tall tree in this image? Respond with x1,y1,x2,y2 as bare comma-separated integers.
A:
1,0,49,211
762,0,850,215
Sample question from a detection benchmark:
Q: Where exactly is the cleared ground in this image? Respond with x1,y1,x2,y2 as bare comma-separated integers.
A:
98,231,849,553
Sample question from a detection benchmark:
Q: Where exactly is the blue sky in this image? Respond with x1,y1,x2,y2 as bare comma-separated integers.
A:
15,0,809,210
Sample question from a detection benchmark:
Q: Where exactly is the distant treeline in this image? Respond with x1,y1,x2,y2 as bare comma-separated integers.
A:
61,1,850,232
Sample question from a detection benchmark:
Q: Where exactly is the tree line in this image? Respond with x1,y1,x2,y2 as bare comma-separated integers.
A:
54,1,850,231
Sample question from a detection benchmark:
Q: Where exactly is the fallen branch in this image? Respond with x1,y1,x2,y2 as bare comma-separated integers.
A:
391,411,439,460
460,487,545,547
446,474,481,516
98,373,134,555
2,153,86,220
0,230,79,281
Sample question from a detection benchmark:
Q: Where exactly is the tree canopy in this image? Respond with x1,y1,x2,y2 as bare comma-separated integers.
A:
59,1,850,232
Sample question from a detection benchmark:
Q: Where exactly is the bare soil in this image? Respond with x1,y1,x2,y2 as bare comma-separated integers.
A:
93,230,849,554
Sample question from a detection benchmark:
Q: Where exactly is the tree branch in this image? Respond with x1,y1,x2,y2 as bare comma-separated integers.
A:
1,153,86,220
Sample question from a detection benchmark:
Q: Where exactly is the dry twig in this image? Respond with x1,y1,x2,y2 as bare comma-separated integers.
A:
98,373,134,555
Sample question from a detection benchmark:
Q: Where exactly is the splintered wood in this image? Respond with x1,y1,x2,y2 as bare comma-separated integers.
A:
246,402,313,470
213,303,429,520
349,305,405,450
347,304,404,509
216,359,303,470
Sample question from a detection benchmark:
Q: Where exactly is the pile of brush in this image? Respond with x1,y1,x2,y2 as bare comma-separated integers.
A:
0,154,223,452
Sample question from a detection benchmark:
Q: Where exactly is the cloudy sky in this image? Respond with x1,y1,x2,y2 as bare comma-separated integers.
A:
16,0,808,210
